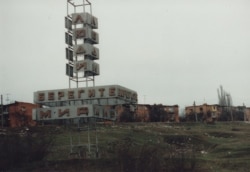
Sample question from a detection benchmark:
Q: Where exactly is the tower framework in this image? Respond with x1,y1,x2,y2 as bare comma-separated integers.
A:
65,0,99,88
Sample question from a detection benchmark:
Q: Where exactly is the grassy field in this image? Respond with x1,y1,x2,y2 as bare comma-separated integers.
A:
34,121,250,172
3,122,250,171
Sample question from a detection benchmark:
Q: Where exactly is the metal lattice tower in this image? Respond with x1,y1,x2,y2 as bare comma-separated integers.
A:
65,0,100,88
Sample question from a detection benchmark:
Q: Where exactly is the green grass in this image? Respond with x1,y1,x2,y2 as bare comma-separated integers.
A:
10,122,250,171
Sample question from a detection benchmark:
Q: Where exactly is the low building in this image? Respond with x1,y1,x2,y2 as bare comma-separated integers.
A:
1,101,40,127
185,103,250,122
185,103,221,122
245,107,250,121
135,104,179,122
134,104,151,122
163,105,180,122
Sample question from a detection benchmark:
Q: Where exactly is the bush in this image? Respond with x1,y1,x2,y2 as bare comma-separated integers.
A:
137,144,162,172
0,127,54,171
107,136,197,172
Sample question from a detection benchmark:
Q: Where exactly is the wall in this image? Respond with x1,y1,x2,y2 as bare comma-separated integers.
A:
8,102,40,128
135,105,150,122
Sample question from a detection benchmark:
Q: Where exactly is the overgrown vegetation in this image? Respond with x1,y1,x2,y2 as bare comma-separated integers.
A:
0,122,250,171
0,127,55,171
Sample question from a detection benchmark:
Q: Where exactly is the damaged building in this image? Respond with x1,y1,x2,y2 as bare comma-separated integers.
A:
0,101,39,128
185,103,249,122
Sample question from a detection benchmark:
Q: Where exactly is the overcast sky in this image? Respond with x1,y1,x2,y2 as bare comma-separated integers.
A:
1,0,250,110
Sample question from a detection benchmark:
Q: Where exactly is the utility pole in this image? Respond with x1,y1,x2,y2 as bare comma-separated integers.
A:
1,95,3,128
243,103,246,122
193,101,197,122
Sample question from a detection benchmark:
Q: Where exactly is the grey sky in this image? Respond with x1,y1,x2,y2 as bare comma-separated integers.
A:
1,0,250,110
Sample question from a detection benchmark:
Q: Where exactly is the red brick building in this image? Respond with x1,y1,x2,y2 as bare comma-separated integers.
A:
114,104,179,123
244,107,250,121
1,101,40,127
185,103,249,122
185,103,221,122
135,104,179,122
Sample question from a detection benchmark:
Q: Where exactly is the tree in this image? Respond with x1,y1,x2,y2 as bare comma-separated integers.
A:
217,85,233,121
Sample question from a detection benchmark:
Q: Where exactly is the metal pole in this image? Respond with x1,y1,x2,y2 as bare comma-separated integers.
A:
87,0,92,15
95,120,98,157
83,0,85,12
193,101,197,122
1,95,3,128
67,0,69,16
70,134,73,153
243,103,246,122
88,123,90,153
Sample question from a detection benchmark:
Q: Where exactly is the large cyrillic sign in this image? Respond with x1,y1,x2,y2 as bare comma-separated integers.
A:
72,13,98,28
32,104,117,121
73,43,99,60
74,60,99,76
34,85,137,104
32,2,138,122
73,27,99,44
65,12,99,78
